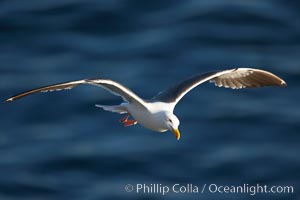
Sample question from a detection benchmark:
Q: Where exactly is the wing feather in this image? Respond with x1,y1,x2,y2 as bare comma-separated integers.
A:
5,79,147,109
5,80,85,102
153,68,286,107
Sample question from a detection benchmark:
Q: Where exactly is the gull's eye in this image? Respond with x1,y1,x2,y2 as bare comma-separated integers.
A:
168,118,173,123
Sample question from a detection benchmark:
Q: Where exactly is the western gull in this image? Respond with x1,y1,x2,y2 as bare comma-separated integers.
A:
5,68,286,140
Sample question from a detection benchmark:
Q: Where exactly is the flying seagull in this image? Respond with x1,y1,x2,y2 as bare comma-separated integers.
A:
5,68,286,140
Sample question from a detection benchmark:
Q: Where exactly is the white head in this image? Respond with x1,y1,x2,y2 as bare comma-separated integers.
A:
164,112,180,140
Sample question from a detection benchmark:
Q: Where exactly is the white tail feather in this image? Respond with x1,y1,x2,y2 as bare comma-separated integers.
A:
95,104,128,114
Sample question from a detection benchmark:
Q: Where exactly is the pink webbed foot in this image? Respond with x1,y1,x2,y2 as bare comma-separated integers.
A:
119,114,138,127
123,120,138,127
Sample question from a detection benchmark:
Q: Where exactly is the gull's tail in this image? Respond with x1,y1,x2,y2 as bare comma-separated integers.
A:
95,104,128,114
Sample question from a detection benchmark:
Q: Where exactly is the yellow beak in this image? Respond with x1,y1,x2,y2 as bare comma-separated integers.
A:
172,128,181,140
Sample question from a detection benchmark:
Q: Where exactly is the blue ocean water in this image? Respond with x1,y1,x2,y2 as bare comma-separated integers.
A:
1,0,300,199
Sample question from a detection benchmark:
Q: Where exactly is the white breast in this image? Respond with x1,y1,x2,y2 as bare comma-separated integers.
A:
126,102,174,132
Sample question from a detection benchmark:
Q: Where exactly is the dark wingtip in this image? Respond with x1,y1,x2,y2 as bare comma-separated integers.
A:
5,97,14,103
280,80,287,87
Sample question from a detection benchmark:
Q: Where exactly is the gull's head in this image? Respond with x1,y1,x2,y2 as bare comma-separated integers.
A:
164,113,180,140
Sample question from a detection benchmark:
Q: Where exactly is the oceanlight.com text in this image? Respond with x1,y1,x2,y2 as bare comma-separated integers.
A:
124,183,294,196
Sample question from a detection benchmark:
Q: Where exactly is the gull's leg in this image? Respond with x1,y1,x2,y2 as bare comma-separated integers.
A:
123,119,138,127
119,114,130,123
119,114,138,127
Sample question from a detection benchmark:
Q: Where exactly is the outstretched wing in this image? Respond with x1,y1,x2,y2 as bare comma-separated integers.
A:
5,79,147,108
153,68,286,106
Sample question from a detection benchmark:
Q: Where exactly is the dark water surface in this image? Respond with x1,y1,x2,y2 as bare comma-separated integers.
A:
1,1,300,200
